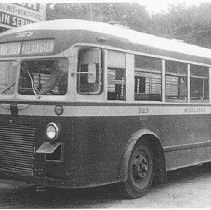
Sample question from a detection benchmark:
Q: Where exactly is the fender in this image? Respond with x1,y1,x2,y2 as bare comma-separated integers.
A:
121,129,161,182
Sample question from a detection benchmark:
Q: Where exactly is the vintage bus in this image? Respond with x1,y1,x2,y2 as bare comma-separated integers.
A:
0,19,211,198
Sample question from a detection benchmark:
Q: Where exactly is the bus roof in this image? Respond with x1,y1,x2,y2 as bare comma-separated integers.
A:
1,19,211,66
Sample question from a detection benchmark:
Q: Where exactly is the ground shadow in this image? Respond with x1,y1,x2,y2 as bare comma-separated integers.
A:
0,163,211,208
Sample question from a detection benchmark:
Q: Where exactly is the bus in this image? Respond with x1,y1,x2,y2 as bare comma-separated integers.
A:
0,19,211,199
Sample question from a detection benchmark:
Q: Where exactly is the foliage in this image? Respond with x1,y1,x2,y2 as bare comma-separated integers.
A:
46,2,211,48
151,3,211,47
47,3,151,32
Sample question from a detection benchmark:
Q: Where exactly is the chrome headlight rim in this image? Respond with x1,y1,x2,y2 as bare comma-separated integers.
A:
46,122,59,142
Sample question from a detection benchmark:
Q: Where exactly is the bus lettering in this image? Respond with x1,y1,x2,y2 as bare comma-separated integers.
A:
184,107,206,113
138,107,149,114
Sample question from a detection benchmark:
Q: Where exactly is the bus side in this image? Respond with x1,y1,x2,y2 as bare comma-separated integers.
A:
63,46,211,188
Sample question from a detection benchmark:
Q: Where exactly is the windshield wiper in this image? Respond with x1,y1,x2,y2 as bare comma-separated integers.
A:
27,70,40,99
1,82,15,94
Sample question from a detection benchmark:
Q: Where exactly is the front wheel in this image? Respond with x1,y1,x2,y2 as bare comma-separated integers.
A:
122,142,154,199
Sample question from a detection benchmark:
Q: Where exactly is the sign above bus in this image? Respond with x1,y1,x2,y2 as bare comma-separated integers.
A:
0,39,54,56
0,3,46,29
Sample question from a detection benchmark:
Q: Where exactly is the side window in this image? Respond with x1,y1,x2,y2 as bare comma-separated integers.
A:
165,61,187,102
190,64,209,102
107,51,126,100
134,55,162,101
77,47,102,94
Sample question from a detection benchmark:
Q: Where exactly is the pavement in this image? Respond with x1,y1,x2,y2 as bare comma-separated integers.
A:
0,163,211,208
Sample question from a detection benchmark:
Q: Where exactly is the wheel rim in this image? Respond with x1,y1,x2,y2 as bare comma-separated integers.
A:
132,151,149,182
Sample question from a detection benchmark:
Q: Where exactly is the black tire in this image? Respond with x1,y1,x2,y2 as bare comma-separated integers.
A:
122,142,154,199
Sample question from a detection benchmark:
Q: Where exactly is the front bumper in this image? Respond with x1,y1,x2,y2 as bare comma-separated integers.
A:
0,169,73,189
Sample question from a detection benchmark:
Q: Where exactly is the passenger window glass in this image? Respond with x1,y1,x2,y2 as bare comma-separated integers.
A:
190,64,209,102
107,51,126,101
18,58,68,95
0,61,17,95
134,55,162,101
165,61,188,102
77,48,102,94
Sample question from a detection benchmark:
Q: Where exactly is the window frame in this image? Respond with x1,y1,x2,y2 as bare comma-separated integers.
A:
190,64,209,103
77,47,103,95
132,53,211,104
165,60,188,103
134,54,162,102
0,59,18,96
17,57,69,97
107,50,126,101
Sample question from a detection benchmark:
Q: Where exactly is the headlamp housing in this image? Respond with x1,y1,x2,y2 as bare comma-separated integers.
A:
46,122,60,142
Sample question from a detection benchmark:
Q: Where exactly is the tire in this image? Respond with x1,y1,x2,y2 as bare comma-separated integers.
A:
122,142,154,199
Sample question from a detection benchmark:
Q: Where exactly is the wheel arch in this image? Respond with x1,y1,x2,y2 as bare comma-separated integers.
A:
121,129,166,184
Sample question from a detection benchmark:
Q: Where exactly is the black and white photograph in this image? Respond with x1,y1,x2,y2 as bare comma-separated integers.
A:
0,0,210,208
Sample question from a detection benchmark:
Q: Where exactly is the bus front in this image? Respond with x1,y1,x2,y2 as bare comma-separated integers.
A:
0,30,78,187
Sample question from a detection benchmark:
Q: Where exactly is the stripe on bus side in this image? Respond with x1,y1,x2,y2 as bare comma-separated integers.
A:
0,103,210,117
164,141,211,153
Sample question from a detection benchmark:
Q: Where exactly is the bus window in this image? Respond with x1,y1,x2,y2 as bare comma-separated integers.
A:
190,65,209,102
18,58,69,95
107,51,126,101
77,48,102,94
134,55,162,101
0,61,17,95
165,61,188,102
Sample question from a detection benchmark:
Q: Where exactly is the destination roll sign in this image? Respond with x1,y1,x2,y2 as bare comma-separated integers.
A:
0,40,54,56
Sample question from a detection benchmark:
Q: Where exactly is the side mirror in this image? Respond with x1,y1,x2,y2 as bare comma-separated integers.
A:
88,63,97,83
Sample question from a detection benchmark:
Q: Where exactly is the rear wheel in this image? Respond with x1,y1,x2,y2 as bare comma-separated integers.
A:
122,142,154,199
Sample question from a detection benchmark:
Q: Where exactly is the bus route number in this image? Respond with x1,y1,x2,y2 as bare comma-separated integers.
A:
138,107,149,114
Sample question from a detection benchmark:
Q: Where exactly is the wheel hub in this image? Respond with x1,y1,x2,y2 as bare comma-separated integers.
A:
133,153,149,180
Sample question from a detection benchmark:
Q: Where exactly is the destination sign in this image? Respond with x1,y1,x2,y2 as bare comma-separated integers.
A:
22,40,54,55
0,40,54,56
0,42,21,56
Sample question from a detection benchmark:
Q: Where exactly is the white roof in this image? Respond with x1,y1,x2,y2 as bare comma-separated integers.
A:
2,19,211,60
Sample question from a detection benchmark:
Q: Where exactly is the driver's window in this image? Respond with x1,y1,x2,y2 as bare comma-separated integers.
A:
0,61,17,95
18,58,69,95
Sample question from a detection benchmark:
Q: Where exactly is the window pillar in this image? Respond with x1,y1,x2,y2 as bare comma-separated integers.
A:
162,59,165,102
187,64,190,103
103,49,108,101
126,54,134,102
209,67,211,103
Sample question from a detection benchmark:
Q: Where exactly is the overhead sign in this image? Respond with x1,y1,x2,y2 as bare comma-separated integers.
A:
0,42,21,56
22,40,54,55
0,3,46,28
0,40,54,56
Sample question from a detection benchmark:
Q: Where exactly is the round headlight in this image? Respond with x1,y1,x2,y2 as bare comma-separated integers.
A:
46,122,59,142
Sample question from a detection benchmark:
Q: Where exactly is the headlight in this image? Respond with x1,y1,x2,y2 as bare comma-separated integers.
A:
46,122,59,142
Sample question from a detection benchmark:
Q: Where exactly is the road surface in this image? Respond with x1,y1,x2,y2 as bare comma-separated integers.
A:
0,164,211,208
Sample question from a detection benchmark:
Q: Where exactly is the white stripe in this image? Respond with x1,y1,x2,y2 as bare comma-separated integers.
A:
0,104,210,117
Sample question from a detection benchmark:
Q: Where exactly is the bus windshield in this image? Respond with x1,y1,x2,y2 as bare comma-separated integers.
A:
18,58,68,96
0,61,17,95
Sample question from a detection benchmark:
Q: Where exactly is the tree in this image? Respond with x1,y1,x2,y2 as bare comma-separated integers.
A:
46,2,211,48
150,3,211,47
46,3,151,32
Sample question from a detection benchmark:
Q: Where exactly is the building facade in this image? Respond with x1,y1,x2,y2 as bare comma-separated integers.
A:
0,3,46,32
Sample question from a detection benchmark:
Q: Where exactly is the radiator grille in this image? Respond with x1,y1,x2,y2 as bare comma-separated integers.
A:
0,123,35,176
